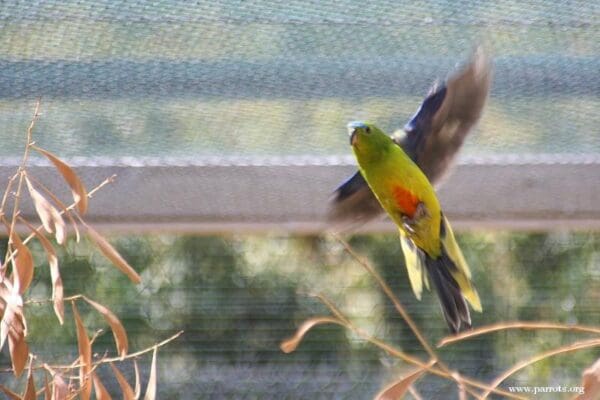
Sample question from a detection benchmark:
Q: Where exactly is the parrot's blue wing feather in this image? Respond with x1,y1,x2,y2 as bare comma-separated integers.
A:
402,85,447,149
333,171,366,200
329,171,384,223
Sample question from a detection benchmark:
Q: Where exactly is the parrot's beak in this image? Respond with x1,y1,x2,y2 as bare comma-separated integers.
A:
349,127,358,146
347,121,367,146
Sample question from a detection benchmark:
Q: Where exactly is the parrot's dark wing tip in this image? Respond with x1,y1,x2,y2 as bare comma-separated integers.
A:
332,171,365,202
327,171,383,224
403,85,447,136
398,46,493,185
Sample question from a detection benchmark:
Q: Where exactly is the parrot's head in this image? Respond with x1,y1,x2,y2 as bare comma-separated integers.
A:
348,121,393,163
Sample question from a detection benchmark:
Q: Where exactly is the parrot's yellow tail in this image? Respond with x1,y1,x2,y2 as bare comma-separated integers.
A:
400,215,481,333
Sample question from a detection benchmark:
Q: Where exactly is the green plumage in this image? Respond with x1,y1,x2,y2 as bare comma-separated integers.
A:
348,121,481,333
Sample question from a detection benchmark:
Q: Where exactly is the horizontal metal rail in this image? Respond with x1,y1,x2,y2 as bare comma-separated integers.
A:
3,154,600,233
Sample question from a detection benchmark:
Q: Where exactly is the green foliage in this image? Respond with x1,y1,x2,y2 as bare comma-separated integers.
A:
8,230,599,397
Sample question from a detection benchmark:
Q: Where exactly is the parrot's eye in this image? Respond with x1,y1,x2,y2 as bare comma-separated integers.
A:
365,126,371,134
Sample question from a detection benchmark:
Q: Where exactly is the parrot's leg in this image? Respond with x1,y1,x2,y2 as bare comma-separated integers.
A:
401,202,429,234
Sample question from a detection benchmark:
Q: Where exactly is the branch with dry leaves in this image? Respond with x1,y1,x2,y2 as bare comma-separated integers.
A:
0,101,180,399
281,234,600,400
0,331,181,400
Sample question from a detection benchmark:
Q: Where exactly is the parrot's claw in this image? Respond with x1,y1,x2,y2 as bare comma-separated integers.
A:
401,203,429,235
402,217,416,235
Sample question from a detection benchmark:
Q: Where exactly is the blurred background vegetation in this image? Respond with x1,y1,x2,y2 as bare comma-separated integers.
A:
0,232,598,398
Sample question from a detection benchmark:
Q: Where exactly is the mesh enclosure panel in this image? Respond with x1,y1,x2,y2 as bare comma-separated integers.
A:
0,0,598,159
1,233,599,398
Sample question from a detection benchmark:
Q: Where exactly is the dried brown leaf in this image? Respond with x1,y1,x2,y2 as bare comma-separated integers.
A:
8,330,29,378
9,230,34,295
133,359,141,400
72,302,92,400
25,176,66,244
0,287,6,320
85,224,141,284
0,282,29,377
575,358,600,400
44,372,51,400
93,372,113,400
0,282,16,348
34,146,88,214
0,384,21,400
374,363,432,400
53,373,69,400
280,317,345,354
84,297,128,357
23,363,36,400
143,347,158,400
27,175,81,243
110,363,136,400
21,218,64,324
54,198,80,243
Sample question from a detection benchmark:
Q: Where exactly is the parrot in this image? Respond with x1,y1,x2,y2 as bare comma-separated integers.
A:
348,121,481,333
329,47,492,224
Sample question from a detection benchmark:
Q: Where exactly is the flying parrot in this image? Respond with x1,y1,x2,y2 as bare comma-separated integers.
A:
329,47,492,224
348,121,481,333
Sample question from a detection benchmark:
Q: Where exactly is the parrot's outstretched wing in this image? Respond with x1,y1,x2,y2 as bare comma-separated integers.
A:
400,46,492,184
329,48,492,224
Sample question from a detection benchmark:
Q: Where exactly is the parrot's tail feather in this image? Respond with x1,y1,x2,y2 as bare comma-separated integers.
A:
425,252,472,334
400,215,481,333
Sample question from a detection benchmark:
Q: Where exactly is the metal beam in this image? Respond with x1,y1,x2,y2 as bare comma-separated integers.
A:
4,155,600,233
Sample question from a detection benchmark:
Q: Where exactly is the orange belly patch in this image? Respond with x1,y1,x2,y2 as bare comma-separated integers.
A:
392,185,419,218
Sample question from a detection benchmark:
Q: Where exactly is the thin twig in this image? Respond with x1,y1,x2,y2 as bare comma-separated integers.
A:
0,173,19,215
65,330,183,369
26,294,83,306
312,291,520,399
309,293,353,325
408,385,424,400
314,293,434,368
331,234,488,397
333,234,438,360
3,99,41,272
350,323,524,399
0,331,183,374
439,321,600,347
481,338,600,399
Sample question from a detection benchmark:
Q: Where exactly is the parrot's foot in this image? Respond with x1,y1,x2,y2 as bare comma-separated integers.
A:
402,216,416,235
402,202,429,235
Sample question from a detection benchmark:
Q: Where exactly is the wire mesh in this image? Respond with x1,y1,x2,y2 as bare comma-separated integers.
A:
0,2,599,399
0,0,598,159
